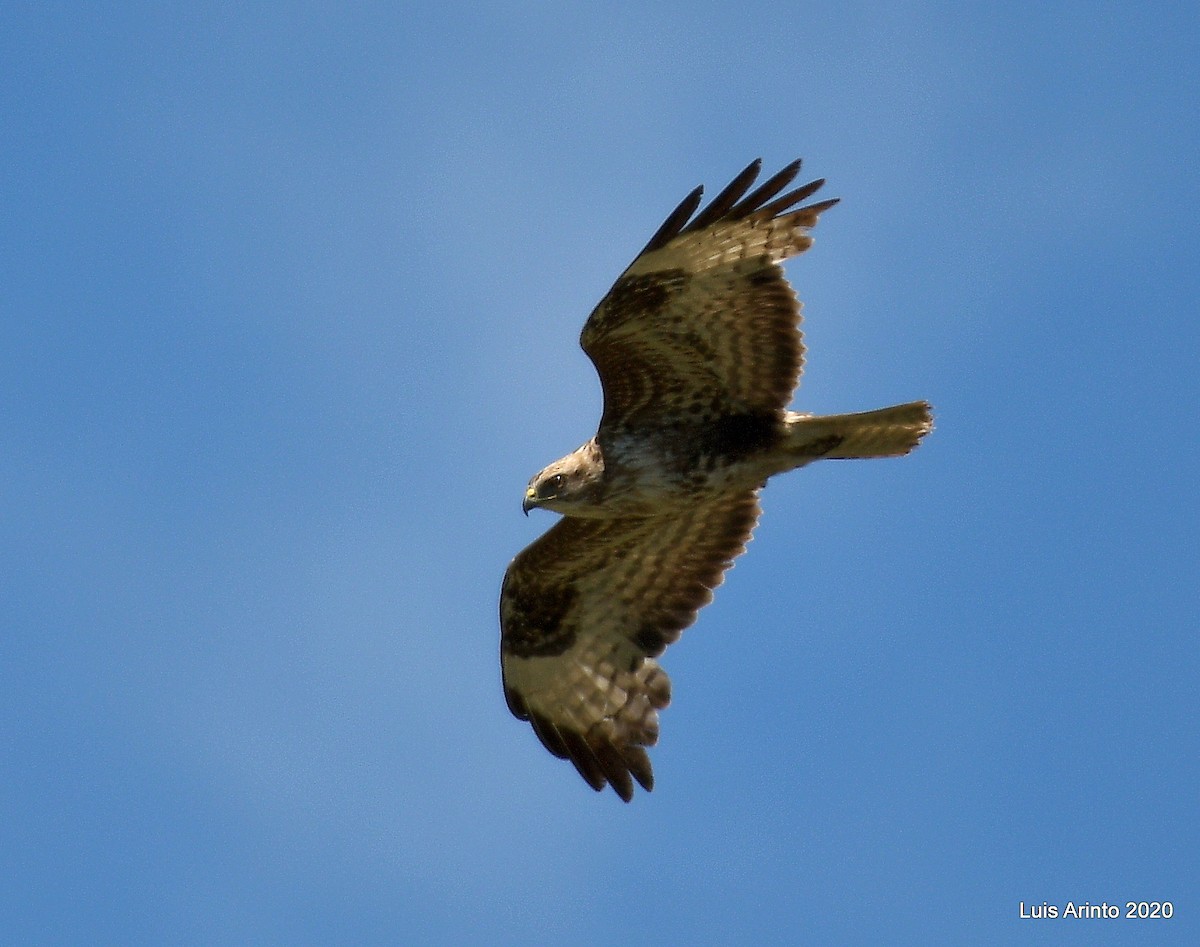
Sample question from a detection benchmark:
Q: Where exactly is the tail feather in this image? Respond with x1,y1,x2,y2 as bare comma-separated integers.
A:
785,401,933,459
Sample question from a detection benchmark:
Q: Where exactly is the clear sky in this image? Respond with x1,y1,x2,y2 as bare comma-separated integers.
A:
3,3,1197,944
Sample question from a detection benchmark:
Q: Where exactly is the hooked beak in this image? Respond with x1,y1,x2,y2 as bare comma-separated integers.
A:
522,487,537,516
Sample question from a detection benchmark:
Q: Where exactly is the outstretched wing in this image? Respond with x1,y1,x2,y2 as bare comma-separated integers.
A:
500,492,761,801
581,159,839,432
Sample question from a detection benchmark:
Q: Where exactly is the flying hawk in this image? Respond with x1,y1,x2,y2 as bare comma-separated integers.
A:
500,158,932,801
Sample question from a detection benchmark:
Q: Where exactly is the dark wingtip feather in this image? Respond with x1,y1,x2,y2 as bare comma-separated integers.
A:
560,729,609,793
624,746,654,793
593,742,636,802
807,196,841,214
638,184,704,256
681,158,763,234
756,181,834,219
529,713,571,760
783,196,841,225
728,158,803,217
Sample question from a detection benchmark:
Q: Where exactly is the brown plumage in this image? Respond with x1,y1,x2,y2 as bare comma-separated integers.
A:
501,159,932,800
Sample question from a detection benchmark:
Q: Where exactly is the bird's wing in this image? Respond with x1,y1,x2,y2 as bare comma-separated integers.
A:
500,491,761,801
580,159,839,432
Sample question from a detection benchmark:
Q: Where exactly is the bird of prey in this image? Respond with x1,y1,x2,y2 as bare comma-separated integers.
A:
500,158,932,801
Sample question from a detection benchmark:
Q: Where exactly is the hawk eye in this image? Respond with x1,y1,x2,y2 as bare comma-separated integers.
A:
542,473,566,496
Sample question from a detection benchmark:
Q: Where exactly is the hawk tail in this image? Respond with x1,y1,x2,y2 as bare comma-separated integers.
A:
784,401,933,460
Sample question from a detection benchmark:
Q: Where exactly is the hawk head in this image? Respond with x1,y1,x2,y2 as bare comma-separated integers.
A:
523,440,604,515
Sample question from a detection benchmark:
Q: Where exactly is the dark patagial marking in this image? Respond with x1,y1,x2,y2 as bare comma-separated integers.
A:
598,270,689,330
502,580,578,658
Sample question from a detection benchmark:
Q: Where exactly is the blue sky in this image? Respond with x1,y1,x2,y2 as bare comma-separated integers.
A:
3,2,1197,943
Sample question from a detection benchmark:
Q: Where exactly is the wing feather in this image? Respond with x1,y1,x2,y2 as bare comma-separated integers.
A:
636,185,704,258
680,158,764,234
727,158,803,216
500,492,761,801
581,159,838,432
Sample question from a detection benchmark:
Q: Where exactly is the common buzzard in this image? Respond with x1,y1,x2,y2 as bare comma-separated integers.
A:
501,158,932,801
